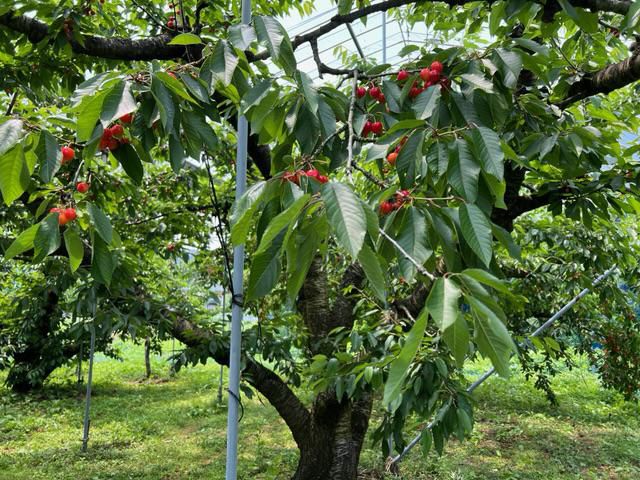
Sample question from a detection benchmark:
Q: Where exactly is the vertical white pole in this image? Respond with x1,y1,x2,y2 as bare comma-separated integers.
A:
225,1,251,478
382,11,387,64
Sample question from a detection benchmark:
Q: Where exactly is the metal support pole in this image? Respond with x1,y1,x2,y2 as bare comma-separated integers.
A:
390,265,617,465
225,1,250,477
81,324,96,452
217,288,226,404
382,12,387,63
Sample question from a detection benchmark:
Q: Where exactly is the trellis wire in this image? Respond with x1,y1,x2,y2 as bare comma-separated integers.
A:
390,265,618,466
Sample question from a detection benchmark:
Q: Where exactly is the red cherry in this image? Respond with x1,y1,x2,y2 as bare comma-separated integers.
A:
58,213,70,226
370,121,383,135
110,124,124,137
420,68,431,81
167,19,175,28
362,121,372,136
423,80,432,89
317,175,329,184
440,76,451,92
99,138,109,151
397,70,409,81
108,138,120,151
430,61,443,73
387,152,398,165
305,169,320,178
61,146,75,163
50,207,62,214
368,86,381,99
64,208,77,221
119,113,134,124
356,87,367,98
76,182,90,193
429,69,440,83
409,87,421,98
397,189,411,199
379,201,394,215
283,171,300,185
168,72,177,79
377,93,386,104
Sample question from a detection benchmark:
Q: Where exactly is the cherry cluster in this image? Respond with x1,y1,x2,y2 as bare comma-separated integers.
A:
379,190,412,215
283,168,329,185
361,120,384,137
386,136,408,166
49,206,77,226
407,61,450,98
98,113,133,151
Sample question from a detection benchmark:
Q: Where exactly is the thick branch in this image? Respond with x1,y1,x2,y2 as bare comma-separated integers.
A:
558,52,640,107
0,11,196,61
170,316,311,448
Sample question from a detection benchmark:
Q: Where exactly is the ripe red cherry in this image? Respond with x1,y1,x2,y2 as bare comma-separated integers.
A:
420,68,431,81
283,171,300,185
362,121,372,136
61,146,75,163
397,70,409,81
99,138,109,151
356,87,366,98
50,207,62,214
305,169,320,179
368,86,381,99
76,182,90,193
423,80,432,89
429,69,440,83
108,138,120,151
370,121,383,135
58,213,70,226
397,189,411,199
167,19,175,28
119,113,134,124
379,201,394,215
430,61,443,73
64,208,77,221
387,152,398,165
409,87,421,98
110,124,124,137
317,175,329,184
377,93,386,103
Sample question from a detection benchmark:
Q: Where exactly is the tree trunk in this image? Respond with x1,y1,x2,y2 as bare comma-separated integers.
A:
292,393,372,480
144,337,152,379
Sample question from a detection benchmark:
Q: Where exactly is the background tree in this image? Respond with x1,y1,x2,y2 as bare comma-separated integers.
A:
1,0,640,478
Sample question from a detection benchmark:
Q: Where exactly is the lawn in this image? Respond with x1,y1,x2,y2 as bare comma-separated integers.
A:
0,341,638,480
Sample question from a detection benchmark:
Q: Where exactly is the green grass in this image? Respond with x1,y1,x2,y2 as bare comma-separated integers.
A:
0,342,638,480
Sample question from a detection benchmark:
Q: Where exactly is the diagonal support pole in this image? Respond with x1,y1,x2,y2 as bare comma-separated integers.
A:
390,265,618,466
225,1,251,478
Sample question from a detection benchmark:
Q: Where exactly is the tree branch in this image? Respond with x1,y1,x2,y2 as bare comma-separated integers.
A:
558,51,640,108
0,11,198,61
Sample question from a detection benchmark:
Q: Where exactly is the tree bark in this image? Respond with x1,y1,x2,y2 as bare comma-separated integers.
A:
144,337,152,379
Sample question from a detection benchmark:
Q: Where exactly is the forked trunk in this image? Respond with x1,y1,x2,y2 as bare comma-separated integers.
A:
292,393,372,480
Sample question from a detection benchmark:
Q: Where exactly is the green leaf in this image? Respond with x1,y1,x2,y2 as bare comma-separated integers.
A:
0,119,23,156
4,224,39,260
442,313,470,367
64,228,84,272
460,73,493,93
358,244,386,302
492,223,521,260
420,430,433,456
210,41,239,86
241,80,273,113
386,119,426,135
150,75,176,133
295,71,319,114
397,129,426,189
493,49,522,89
285,215,326,301
247,229,286,300
459,203,493,267
468,296,516,377
321,182,367,258
92,235,114,285
231,181,267,245
469,127,504,181
427,277,462,332
338,0,353,14
624,0,640,29
383,306,429,408
100,80,137,126
228,24,256,50
558,0,598,33
412,86,441,120
254,16,296,75
397,207,432,281
317,97,337,138
168,134,186,173
0,144,30,206
36,130,61,183
461,268,510,294
34,214,61,259
448,139,480,202
87,203,113,245
111,143,143,184
255,194,309,256
168,33,202,45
